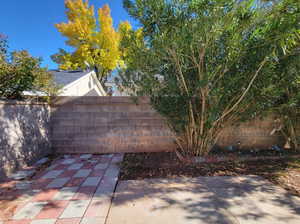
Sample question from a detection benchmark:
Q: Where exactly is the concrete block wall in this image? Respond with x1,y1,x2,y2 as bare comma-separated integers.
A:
0,96,286,178
217,116,284,149
51,96,285,154
51,97,175,154
0,100,52,179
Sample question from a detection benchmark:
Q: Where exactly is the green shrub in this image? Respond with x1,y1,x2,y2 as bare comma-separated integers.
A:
0,36,58,99
119,0,300,157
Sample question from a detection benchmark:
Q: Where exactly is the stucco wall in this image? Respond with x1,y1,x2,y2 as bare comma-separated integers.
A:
51,96,284,154
0,100,52,180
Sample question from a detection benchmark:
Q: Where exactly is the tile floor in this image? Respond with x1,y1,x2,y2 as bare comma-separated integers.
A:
0,154,124,224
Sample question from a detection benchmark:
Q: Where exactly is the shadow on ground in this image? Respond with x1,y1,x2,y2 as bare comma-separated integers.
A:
107,176,300,224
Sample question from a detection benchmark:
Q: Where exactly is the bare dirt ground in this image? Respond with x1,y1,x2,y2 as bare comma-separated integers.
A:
120,152,300,196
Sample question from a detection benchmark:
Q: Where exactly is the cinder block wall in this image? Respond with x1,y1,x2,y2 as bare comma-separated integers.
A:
51,97,175,154
0,97,288,180
0,100,52,179
217,116,284,149
0,96,286,179
51,96,284,154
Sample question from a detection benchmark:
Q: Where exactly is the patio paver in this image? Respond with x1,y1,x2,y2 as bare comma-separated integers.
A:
53,187,79,200
84,198,112,218
35,200,69,219
72,187,97,200
13,202,48,220
73,170,91,178
80,217,105,224
1,154,123,224
60,200,90,218
15,181,32,190
42,170,64,179
46,178,70,189
81,177,101,187
55,218,81,224
68,164,84,170
30,219,56,224
94,164,109,170
61,159,76,165
4,153,298,224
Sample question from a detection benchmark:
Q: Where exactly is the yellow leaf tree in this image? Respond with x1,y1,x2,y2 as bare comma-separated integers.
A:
52,0,125,84
118,21,144,68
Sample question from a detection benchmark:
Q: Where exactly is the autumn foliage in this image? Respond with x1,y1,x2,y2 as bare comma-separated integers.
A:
53,0,128,84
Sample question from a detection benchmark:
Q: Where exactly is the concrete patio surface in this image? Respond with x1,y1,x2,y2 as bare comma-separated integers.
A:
106,176,300,224
2,155,300,224
0,153,124,224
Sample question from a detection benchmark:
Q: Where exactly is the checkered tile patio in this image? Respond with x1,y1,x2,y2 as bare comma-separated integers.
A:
0,154,124,224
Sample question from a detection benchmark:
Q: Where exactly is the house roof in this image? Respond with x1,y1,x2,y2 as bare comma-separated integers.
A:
50,70,90,87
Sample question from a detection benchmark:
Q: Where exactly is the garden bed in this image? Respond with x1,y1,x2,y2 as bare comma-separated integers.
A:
210,146,299,157
120,152,300,196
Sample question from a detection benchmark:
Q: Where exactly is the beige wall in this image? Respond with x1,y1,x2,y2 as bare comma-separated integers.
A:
0,100,52,180
0,96,286,179
51,96,284,154
217,116,284,149
51,97,174,154
0,96,287,180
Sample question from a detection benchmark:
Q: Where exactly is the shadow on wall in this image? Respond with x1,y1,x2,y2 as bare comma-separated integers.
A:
0,100,52,180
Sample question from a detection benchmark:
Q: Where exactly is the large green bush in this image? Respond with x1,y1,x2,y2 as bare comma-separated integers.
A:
119,0,300,157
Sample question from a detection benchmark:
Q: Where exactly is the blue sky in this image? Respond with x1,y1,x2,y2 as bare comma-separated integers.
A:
0,0,136,69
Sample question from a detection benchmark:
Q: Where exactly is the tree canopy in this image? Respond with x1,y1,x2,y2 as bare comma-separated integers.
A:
53,0,129,84
0,35,58,99
119,0,300,156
